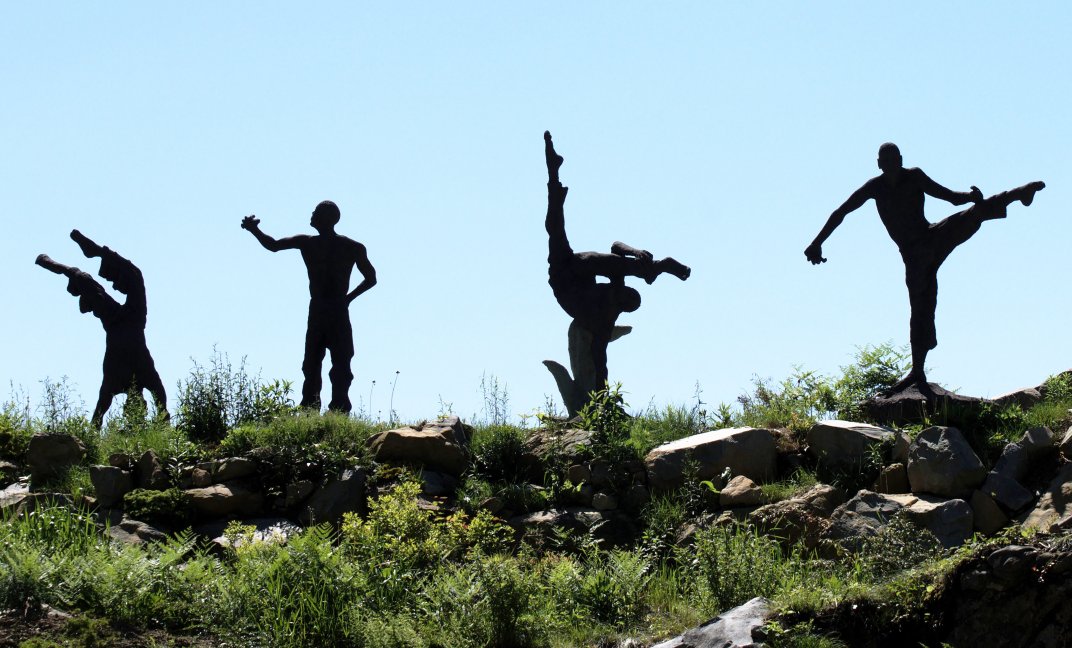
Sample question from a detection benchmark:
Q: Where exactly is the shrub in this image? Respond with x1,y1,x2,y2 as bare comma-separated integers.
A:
470,424,529,483
122,488,193,527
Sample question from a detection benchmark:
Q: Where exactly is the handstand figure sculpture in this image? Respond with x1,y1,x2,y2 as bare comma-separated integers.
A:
242,200,377,413
36,231,168,428
806,143,1045,394
542,131,690,415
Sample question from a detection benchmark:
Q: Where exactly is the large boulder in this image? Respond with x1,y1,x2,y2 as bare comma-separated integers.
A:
747,485,844,551
367,416,471,476
652,597,772,648
991,426,1055,483
719,476,765,508
195,457,258,484
89,465,133,507
806,420,906,470
991,386,1043,410
906,426,986,498
969,490,1009,535
298,468,366,525
1021,463,1072,533
186,482,264,518
136,450,169,490
26,433,85,484
645,427,777,492
822,490,918,550
902,495,974,548
980,471,1035,515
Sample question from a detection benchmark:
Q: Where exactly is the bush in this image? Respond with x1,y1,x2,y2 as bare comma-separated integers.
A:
470,424,529,483
122,488,193,527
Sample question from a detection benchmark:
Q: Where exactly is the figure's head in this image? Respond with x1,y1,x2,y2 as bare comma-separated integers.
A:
877,142,902,173
617,286,642,313
310,200,341,231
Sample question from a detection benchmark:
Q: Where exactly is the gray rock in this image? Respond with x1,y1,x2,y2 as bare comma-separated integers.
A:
1021,463,1072,533
419,470,457,496
823,490,918,550
196,457,258,484
991,426,1055,483
622,484,650,511
89,465,133,508
367,417,471,476
108,453,134,470
981,471,1035,514
588,459,612,487
652,596,772,648
987,545,1039,585
807,420,900,470
299,468,366,525
285,480,315,509
902,495,973,548
873,463,910,494
186,483,264,517
521,427,594,475
749,497,830,550
566,464,590,485
1060,427,1072,460
136,450,169,490
592,491,617,510
645,427,777,492
26,433,85,483
991,387,1043,410
906,426,985,498
108,517,169,545
719,476,765,508
970,489,1009,535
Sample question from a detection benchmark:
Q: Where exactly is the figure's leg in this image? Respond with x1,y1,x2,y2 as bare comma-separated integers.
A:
326,317,355,413
139,362,170,422
301,315,326,410
91,385,114,429
888,261,938,393
572,251,690,283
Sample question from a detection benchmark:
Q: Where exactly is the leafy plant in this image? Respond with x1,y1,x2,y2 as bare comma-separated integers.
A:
122,488,193,527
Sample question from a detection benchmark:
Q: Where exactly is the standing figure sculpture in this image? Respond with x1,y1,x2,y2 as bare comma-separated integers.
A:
242,200,377,413
36,230,168,428
806,143,1045,393
542,131,690,415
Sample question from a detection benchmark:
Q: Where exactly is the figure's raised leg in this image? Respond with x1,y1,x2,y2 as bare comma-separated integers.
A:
544,131,564,184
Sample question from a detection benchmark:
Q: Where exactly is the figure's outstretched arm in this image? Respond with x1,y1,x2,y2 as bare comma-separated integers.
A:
806,183,872,264
241,215,304,252
917,169,981,206
347,245,377,303
36,254,77,277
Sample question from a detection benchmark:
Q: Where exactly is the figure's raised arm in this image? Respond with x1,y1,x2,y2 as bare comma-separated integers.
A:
806,182,874,264
347,244,377,303
916,169,981,206
241,215,305,252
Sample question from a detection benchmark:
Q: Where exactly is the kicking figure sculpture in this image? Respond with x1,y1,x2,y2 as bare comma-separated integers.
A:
806,142,1045,394
542,131,690,415
36,230,168,428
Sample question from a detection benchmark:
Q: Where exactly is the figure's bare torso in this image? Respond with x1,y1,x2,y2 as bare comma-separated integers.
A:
298,234,366,301
866,167,932,247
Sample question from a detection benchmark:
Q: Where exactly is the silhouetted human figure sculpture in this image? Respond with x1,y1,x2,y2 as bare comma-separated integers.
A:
542,131,690,415
36,231,168,428
242,201,377,413
806,143,1045,394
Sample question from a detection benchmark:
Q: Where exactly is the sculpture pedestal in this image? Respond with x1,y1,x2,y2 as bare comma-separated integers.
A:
864,382,987,427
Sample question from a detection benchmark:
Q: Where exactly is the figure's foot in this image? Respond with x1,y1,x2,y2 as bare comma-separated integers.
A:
544,131,564,183
70,229,102,258
882,371,926,397
35,254,67,275
1017,181,1046,206
657,257,691,281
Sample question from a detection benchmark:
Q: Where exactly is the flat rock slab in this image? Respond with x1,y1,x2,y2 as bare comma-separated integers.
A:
645,427,777,491
864,382,987,427
652,597,772,648
807,420,907,469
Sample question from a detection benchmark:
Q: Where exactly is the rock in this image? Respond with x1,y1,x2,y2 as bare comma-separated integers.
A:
566,464,590,485
719,476,765,508
196,457,258,484
89,465,133,507
980,472,1035,514
108,453,134,470
195,516,302,549
0,482,30,509
592,491,617,510
970,490,1009,535
0,460,19,485
622,484,650,511
521,428,593,476
108,517,169,545
26,433,85,483
136,450,169,490
588,459,612,487
806,420,901,470
873,463,910,494
987,545,1039,585
479,496,504,515
1021,463,1072,533
822,490,918,551
190,468,212,488
906,426,986,498
902,495,973,548
991,426,1055,483
651,596,772,648
865,382,986,427
419,470,457,496
298,468,366,525
285,480,315,508
991,387,1043,410
186,483,264,517
645,427,777,492
509,508,638,548
1060,428,1072,460
367,416,471,476
749,497,830,550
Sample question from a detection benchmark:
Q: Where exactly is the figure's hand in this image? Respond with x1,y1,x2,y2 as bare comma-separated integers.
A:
241,215,260,231
968,186,984,203
805,242,827,265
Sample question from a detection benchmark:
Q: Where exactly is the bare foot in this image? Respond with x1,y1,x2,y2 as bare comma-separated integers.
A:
544,131,564,183
1019,181,1046,206
882,371,927,397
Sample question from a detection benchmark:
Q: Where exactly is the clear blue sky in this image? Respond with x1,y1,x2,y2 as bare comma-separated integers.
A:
3,3,1069,424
